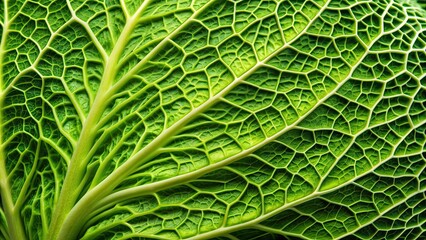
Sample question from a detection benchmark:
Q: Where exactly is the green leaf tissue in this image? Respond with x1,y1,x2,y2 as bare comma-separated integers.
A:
0,0,425,239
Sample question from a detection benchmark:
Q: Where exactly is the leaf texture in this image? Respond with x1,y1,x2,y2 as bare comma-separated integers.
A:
0,0,425,239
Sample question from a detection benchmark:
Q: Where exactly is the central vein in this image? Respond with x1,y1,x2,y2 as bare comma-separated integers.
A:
46,1,153,239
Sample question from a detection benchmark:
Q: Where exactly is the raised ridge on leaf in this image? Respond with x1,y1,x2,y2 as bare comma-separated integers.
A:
0,0,425,239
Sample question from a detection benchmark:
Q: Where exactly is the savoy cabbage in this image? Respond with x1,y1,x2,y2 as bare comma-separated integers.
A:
0,0,426,239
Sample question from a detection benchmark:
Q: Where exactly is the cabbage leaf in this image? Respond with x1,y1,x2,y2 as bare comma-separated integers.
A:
0,0,426,239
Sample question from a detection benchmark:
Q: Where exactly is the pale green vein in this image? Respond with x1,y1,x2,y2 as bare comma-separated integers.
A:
90,0,336,206
97,5,282,133
2,22,87,124
252,224,309,239
0,1,27,239
66,0,108,61
94,5,294,157
109,1,219,93
14,144,41,211
317,0,402,188
336,189,425,239
183,118,426,240
42,95,78,147
87,0,411,229
1,1,425,240
65,1,333,233
46,0,180,239
103,0,330,186
119,0,130,19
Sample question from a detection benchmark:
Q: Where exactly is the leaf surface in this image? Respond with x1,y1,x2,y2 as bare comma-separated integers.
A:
0,0,425,239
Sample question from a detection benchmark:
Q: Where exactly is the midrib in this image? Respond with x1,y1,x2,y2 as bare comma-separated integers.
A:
0,0,330,239
46,1,153,239
53,1,223,238
88,0,372,213
85,0,333,200
58,0,332,237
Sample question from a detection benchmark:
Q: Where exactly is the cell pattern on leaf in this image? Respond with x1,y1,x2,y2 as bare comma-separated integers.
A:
0,0,425,239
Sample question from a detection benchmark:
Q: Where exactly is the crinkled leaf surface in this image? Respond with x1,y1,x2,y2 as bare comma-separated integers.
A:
0,0,426,239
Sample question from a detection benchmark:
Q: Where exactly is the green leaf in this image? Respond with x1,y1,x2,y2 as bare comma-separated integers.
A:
0,0,425,239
